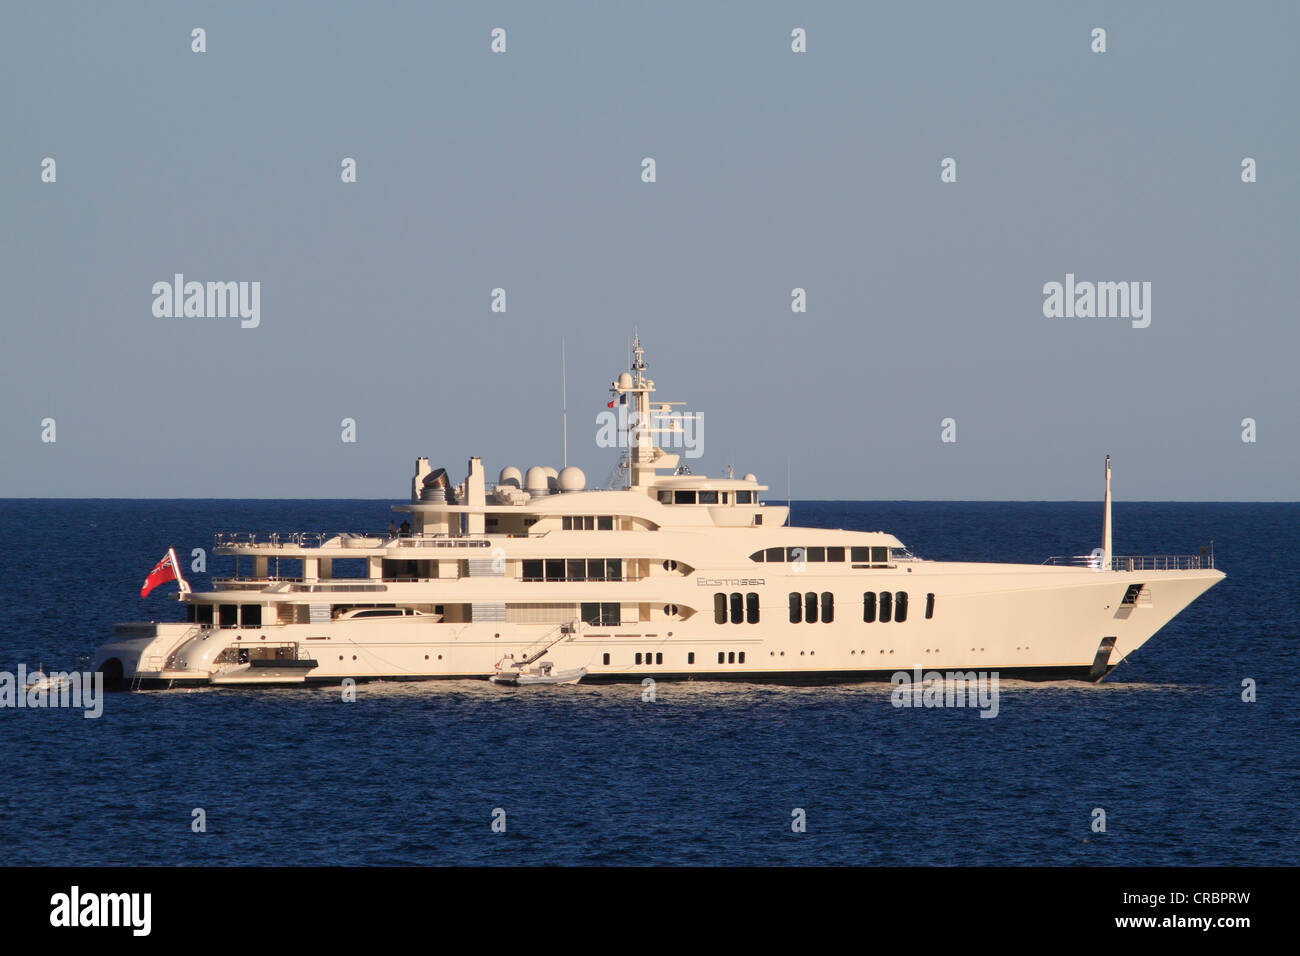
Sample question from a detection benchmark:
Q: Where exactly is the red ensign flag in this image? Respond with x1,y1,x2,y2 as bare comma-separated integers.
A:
140,550,180,598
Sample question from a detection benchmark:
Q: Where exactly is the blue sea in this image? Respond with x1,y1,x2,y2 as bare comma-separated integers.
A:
1,499,1295,866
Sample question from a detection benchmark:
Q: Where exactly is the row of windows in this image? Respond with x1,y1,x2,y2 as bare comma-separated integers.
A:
522,559,622,582
862,591,936,622
714,592,760,624
750,546,891,565
561,515,615,530
600,651,741,666
789,592,835,623
580,602,622,627
188,604,261,628
659,489,755,505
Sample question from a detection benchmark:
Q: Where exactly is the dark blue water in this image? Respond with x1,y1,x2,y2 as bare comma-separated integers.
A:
2,500,1296,865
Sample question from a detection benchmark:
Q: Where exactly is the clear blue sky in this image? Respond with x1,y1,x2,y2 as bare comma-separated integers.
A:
2,1,1296,500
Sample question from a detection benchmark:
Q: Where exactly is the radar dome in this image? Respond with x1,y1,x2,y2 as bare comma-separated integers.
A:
498,466,522,488
743,473,757,483
618,372,633,389
524,466,549,492
557,466,586,492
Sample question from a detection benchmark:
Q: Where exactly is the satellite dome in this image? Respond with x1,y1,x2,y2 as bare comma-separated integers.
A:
524,466,549,492
557,466,586,492
499,466,522,488
618,372,633,389
743,473,757,483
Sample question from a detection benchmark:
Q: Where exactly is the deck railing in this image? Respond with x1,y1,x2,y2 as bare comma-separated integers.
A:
1041,553,1215,571
214,531,496,550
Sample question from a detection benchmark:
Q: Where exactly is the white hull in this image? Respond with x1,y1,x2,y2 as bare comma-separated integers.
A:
94,562,1221,688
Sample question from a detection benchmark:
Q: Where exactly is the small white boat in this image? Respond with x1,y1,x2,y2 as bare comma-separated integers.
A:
490,660,587,686
26,664,72,693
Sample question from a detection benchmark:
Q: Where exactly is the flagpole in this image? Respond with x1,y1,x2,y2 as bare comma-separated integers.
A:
169,545,191,593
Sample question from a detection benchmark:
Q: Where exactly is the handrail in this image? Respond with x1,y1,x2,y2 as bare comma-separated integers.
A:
214,531,495,549
1041,554,1215,570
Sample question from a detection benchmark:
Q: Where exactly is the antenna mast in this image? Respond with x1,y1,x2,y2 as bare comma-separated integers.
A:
561,337,568,469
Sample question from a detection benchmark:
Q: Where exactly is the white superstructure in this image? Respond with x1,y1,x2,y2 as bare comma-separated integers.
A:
94,337,1223,689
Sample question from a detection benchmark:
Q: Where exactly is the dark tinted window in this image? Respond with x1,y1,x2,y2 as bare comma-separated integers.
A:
674,490,697,504
804,592,818,624
586,558,606,581
789,592,802,623
567,559,586,581
879,590,893,623
597,516,614,530
241,604,262,627
746,592,760,624
851,546,870,562
765,547,784,562
750,551,764,562
736,490,753,504
219,604,238,628
606,559,621,581
714,593,727,625
863,591,876,623
544,559,565,581
871,546,889,564
730,592,743,624
522,559,543,581
807,547,825,562
827,547,845,562
926,593,935,619
699,490,719,504
820,592,834,623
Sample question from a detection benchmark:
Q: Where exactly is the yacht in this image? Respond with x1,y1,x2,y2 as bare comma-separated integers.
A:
93,337,1223,689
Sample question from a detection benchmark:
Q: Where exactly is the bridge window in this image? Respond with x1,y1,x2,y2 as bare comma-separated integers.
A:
699,490,719,504
926,593,935,619
736,490,753,504
658,491,672,504
674,490,697,504
863,592,876,623
895,591,908,622
879,591,893,623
